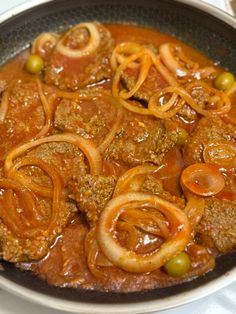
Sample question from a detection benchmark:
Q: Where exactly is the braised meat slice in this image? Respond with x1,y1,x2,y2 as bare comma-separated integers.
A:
68,174,116,226
141,175,185,209
183,116,236,165
68,172,185,228
0,80,45,163
105,111,179,166
54,95,117,145
21,142,87,187
196,197,236,254
0,141,88,262
44,23,114,90
0,199,77,262
121,65,168,103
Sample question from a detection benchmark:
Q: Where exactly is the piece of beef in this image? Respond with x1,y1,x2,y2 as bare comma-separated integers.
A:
141,175,185,209
21,142,87,187
68,172,185,227
0,80,45,164
54,95,117,145
68,174,117,226
121,65,168,103
196,197,236,254
0,141,87,262
183,116,236,165
105,111,179,166
44,23,114,90
0,199,77,262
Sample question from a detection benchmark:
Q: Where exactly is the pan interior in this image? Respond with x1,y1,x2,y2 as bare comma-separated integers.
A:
0,0,236,304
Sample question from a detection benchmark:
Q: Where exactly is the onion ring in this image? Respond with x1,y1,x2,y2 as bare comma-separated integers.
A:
98,192,191,273
56,22,100,58
4,133,102,176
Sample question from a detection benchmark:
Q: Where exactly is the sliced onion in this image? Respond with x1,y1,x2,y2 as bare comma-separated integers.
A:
0,80,15,123
56,22,101,58
0,157,62,239
148,86,189,119
98,104,124,153
7,157,56,198
4,133,102,176
159,43,198,77
203,140,236,170
120,207,170,238
112,49,150,100
116,221,139,250
181,163,225,196
113,164,159,197
183,187,205,230
0,88,9,123
147,50,178,86
186,81,231,116
192,66,217,80
110,42,144,71
31,32,58,58
34,79,57,139
97,192,191,273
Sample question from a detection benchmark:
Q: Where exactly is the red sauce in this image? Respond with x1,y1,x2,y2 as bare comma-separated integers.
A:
0,23,234,292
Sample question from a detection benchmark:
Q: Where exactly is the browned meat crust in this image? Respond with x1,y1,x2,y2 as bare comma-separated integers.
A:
21,142,87,186
105,111,179,166
68,174,116,226
0,200,77,262
196,197,236,254
44,23,114,90
0,80,45,163
183,116,236,165
54,96,117,144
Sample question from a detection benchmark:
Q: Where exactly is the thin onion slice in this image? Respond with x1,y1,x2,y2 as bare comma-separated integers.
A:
0,158,62,238
181,163,225,196
98,192,191,273
34,79,57,139
147,51,178,86
98,104,124,153
203,140,236,170
148,86,189,119
56,89,124,153
192,66,217,80
7,157,57,198
186,81,231,116
56,22,101,58
113,164,159,197
0,80,15,123
116,221,139,250
4,133,102,176
0,179,43,226
183,187,205,230
159,43,199,77
110,42,144,71
112,50,149,98
31,32,58,58
120,207,170,238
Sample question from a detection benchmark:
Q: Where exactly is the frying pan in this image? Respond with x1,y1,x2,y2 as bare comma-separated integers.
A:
0,0,236,313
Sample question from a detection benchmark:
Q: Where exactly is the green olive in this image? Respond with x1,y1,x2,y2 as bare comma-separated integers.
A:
214,71,235,91
25,54,44,74
164,252,191,277
176,128,189,145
